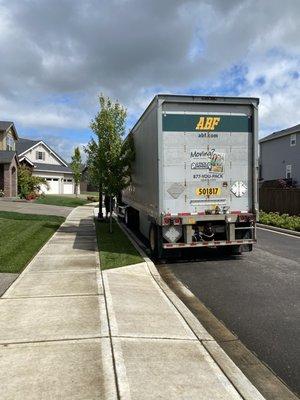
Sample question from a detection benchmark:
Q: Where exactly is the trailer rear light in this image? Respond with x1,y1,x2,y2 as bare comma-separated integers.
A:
238,214,253,223
163,217,171,225
248,214,255,222
173,218,181,225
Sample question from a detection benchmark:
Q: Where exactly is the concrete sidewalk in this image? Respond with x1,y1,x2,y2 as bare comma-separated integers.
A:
0,206,116,399
0,206,265,399
103,262,265,400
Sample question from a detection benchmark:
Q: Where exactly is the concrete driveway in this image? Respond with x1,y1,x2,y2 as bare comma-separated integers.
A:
0,200,72,217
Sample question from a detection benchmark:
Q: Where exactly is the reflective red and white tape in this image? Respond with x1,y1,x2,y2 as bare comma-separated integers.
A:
163,239,256,249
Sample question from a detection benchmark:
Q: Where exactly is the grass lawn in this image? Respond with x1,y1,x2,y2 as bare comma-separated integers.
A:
35,195,89,207
95,219,143,270
0,211,64,273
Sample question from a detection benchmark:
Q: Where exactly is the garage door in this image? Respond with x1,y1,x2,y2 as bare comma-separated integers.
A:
63,178,74,194
41,178,60,194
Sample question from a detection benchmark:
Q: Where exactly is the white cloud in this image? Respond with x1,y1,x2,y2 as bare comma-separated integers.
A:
240,55,300,136
0,0,299,144
0,93,91,129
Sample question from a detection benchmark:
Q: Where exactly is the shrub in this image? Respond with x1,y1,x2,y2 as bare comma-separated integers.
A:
87,195,98,202
259,211,300,231
18,165,49,199
0,189,4,197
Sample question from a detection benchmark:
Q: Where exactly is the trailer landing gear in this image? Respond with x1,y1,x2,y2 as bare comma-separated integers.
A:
149,223,164,260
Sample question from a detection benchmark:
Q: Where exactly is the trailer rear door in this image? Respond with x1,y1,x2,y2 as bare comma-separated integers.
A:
160,102,256,216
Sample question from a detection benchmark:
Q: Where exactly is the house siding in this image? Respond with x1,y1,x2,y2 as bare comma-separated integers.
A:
0,132,4,150
0,128,15,151
24,143,62,166
260,132,299,184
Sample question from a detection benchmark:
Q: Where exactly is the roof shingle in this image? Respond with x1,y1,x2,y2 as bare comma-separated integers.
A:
0,151,17,164
260,124,300,143
16,138,40,155
34,163,72,173
0,121,13,132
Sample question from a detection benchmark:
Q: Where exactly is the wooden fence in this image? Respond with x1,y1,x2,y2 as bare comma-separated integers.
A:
259,187,300,215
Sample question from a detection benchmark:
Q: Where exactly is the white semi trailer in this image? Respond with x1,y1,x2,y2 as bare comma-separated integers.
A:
120,94,259,258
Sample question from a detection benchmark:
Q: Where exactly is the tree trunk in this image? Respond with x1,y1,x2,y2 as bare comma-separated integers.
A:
98,183,104,220
109,195,113,233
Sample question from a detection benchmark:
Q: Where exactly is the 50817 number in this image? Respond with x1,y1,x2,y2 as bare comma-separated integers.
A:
196,187,221,196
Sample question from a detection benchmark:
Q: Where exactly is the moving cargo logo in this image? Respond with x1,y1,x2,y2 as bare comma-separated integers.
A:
190,148,225,180
196,117,220,131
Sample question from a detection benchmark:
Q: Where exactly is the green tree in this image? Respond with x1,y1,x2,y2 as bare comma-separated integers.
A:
70,147,82,196
18,165,48,199
86,95,134,232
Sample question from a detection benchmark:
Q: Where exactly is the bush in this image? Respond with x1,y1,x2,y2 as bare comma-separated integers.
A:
0,189,4,197
259,211,300,231
87,195,98,202
18,165,49,199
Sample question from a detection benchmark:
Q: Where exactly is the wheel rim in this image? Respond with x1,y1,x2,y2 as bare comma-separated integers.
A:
149,227,155,251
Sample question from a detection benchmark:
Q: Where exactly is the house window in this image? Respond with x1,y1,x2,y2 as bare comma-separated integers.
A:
36,151,45,160
286,164,292,179
290,134,296,146
6,136,15,151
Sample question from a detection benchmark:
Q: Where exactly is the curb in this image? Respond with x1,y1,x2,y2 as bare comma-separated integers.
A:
257,223,300,237
117,219,266,400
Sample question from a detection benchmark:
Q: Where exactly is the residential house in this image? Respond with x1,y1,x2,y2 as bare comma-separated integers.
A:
16,138,76,194
80,165,98,193
0,121,19,197
259,124,299,186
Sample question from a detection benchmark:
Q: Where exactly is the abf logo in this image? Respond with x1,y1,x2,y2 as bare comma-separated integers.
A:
196,116,220,131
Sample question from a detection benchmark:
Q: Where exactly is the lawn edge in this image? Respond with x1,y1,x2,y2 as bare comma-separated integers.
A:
94,217,143,271
257,223,300,237
1,209,72,297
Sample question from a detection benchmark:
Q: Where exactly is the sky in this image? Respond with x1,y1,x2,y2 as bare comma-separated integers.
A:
0,0,299,162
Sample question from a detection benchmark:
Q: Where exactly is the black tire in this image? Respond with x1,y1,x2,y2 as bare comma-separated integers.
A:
149,223,163,260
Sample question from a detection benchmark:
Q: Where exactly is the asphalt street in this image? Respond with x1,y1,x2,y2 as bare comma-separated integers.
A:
161,228,300,396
